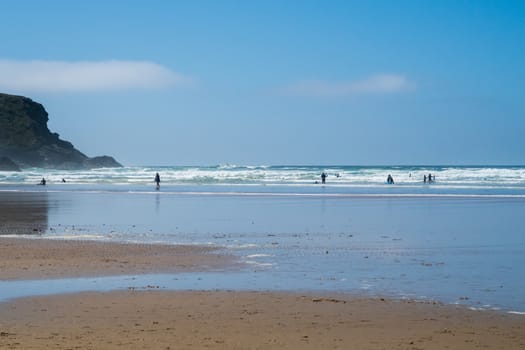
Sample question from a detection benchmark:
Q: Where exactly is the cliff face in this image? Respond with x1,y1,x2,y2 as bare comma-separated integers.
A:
0,93,122,170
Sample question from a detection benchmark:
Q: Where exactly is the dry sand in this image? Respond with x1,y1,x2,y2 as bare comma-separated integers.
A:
0,237,237,280
0,291,524,350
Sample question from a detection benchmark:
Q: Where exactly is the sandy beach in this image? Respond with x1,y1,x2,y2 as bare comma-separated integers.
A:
0,238,524,349
0,238,237,280
2,0,525,347
1,191,524,349
0,290,523,350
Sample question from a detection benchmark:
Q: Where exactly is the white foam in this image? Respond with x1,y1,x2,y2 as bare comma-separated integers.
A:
2,165,525,188
508,311,525,315
245,254,272,258
43,234,107,240
226,244,259,249
244,260,274,267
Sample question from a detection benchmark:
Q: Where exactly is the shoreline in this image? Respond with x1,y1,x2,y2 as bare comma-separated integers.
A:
1,290,524,349
3,184,525,199
0,237,239,281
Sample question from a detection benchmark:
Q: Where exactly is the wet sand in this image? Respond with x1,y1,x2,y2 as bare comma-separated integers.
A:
3,190,525,311
0,238,237,280
0,238,524,349
0,290,523,350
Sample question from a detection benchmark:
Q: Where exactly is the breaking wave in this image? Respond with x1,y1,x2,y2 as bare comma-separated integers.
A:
1,165,525,196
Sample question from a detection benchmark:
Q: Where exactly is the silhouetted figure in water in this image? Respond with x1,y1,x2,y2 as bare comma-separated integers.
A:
62,178,66,183
321,172,327,184
154,172,160,190
39,178,46,186
428,173,433,183
423,175,427,183
387,174,394,184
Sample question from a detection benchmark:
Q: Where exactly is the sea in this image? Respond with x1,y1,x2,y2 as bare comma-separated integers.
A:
2,164,525,195
1,165,525,313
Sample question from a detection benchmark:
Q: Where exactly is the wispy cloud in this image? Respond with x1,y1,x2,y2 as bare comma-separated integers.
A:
281,74,415,97
0,59,191,93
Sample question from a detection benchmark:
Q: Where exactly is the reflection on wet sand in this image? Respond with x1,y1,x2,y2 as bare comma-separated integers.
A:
0,191,48,235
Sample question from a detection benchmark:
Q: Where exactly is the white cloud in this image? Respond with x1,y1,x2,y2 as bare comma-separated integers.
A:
282,74,415,97
0,59,191,92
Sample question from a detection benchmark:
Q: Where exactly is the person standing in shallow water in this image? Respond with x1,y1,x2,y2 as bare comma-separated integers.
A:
154,172,160,190
321,172,327,184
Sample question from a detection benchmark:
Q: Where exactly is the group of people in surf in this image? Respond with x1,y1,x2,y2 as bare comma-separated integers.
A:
424,173,435,183
37,174,160,188
316,172,436,185
316,171,344,184
38,171,438,188
38,177,67,186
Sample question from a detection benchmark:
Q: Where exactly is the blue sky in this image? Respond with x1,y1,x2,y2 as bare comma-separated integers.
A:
1,0,524,165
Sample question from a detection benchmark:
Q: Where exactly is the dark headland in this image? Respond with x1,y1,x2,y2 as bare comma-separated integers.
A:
0,93,122,170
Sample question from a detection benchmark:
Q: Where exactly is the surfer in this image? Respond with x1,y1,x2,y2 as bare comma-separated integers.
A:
321,172,327,184
154,172,160,189
39,178,46,186
387,174,394,184
428,173,433,183
423,175,427,183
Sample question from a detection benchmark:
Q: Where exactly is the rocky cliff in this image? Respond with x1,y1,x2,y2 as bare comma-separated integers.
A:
0,93,122,170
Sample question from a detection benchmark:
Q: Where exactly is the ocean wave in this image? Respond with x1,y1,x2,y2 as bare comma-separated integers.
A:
2,165,525,195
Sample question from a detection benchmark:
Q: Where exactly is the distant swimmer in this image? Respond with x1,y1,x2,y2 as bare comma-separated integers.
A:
62,178,66,183
39,178,46,186
428,173,433,183
423,175,427,183
154,172,160,190
321,172,327,184
386,174,394,184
